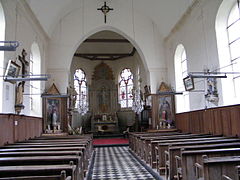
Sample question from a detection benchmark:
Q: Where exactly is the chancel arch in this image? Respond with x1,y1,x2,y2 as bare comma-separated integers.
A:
69,30,146,132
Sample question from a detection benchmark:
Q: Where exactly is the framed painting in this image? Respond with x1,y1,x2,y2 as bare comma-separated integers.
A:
4,60,20,83
158,95,175,128
45,98,61,130
183,76,194,91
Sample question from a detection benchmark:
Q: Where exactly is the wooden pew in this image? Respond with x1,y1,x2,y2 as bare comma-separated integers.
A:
139,133,201,159
129,132,182,153
0,156,83,180
235,165,240,180
0,164,77,179
0,146,88,175
151,136,225,174
0,150,82,157
129,131,182,150
141,134,221,164
138,133,213,161
0,170,71,180
164,138,240,180
181,148,240,180
149,136,226,169
0,135,93,179
6,141,92,163
18,138,93,158
197,155,240,180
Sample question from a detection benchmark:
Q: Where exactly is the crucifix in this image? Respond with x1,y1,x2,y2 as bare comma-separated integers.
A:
18,49,29,91
15,49,29,114
97,2,114,23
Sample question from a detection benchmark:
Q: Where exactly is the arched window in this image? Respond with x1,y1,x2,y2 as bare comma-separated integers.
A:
216,0,240,105
119,68,133,108
29,42,41,116
227,1,240,98
74,69,88,114
0,2,5,113
174,44,189,113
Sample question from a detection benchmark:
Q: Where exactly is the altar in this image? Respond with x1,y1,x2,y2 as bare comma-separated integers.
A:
91,114,119,133
88,63,120,134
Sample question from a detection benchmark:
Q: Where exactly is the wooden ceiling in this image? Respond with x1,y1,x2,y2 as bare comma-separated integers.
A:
74,38,136,61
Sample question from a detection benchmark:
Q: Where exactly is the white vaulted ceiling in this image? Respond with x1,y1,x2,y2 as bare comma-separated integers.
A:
26,0,194,38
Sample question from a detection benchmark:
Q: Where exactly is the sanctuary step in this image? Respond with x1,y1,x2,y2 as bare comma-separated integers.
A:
93,133,124,139
93,138,129,147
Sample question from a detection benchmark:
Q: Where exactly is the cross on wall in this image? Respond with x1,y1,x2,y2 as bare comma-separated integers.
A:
97,2,114,23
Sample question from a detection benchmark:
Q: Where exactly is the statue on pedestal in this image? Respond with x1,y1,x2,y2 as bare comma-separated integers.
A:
15,49,29,114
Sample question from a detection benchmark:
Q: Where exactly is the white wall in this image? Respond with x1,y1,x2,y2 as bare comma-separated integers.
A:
47,0,166,94
165,0,224,111
1,0,48,115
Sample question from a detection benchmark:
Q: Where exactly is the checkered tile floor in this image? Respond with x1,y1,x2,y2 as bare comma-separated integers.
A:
92,146,155,180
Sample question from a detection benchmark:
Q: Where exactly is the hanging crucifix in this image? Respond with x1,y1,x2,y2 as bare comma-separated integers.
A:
97,2,113,23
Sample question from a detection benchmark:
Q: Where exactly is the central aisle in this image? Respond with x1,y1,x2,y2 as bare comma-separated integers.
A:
92,146,155,180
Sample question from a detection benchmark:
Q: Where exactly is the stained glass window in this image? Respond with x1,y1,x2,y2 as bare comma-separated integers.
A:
119,68,133,108
74,69,88,114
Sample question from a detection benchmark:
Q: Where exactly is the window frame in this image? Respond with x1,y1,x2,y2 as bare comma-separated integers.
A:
119,68,134,109
74,68,88,111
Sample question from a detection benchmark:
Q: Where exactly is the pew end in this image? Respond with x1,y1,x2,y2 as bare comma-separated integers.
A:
175,155,182,180
222,175,233,180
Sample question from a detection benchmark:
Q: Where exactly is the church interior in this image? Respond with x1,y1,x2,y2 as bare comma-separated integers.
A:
0,0,240,179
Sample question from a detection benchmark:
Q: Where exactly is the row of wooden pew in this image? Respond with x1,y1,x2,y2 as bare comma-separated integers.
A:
0,134,93,180
129,130,240,180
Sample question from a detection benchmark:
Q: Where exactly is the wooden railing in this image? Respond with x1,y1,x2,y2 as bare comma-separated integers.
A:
0,114,42,146
175,104,240,137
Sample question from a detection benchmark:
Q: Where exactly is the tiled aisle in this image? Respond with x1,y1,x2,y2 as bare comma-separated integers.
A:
92,146,155,180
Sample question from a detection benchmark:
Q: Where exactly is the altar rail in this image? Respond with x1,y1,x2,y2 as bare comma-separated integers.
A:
175,104,240,137
0,114,42,146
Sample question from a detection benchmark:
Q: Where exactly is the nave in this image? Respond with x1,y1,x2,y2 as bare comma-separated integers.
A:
91,146,157,180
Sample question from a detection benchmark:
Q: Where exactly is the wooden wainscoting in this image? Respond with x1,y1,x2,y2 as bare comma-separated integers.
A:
175,105,240,137
0,114,42,146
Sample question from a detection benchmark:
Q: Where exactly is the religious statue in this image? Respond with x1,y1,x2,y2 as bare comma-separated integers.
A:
159,97,172,128
98,86,108,112
16,82,23,105
14,49,29,114
18,49,29,91
15,82,24,114
52,109,58,132
68,86,78,109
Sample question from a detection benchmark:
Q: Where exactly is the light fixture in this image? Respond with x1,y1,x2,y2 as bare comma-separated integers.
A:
0,41,19,51
4,74,50,82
